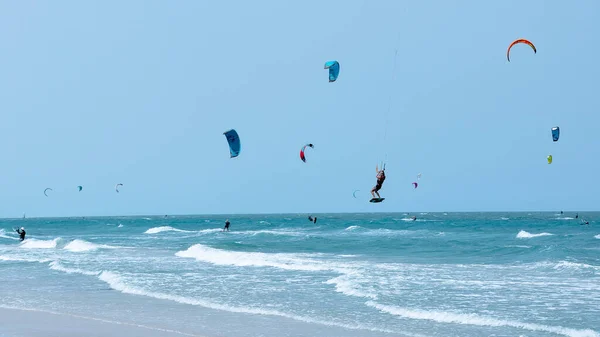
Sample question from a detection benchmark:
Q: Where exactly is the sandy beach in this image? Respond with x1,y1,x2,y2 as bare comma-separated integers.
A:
0,307,204,337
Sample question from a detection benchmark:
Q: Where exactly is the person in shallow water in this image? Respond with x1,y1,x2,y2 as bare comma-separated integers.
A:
15,227,26,241
371,167,386,199
223,219,230,232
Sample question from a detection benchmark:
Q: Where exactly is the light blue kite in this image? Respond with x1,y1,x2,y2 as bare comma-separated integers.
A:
324,61,340,82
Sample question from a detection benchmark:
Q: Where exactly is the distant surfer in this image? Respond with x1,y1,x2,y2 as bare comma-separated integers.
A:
308,216,317,224
15,227,26,241
575,213,579,219
223,219,230,232
371,166,386,199
411,216,417,221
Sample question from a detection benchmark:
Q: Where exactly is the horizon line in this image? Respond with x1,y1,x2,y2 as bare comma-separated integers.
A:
5,210,592,220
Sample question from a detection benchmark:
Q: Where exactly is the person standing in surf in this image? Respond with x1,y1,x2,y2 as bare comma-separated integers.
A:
371,166,386,199
15,227,26,241
223,219,230,232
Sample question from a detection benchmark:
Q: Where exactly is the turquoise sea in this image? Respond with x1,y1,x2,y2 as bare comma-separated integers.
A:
0,213,599,337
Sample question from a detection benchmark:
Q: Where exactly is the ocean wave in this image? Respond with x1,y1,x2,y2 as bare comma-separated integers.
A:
345,225,362,231
325,272,378,300
0,255,52,263
365,301,599,337
555,217,575,220
63,239,118,252
175,244,345,272
595,234,600,240
144,226,192,234
516,230,553,239
241,230,304,237
97,271,395,335
49,261,100,276
19,238,60,249
0,229,18,240
552,261,600,272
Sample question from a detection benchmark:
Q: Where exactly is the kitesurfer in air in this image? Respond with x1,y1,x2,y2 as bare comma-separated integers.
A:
223,219,230,232
371,167,386,199
15,227,26,241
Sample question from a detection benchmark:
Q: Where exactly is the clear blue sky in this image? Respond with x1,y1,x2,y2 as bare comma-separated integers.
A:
1,0,598,217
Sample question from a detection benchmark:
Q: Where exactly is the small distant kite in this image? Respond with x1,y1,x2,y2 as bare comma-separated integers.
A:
77,186,83,192
353,190,360,198
44,188,53,197
417,173,422,180
223,129,241,158
324,61,340,82
412,182,418,189
551,127,560,142
547,155,553,164
507,39,536,62
300,143,314,163
115,183,123,193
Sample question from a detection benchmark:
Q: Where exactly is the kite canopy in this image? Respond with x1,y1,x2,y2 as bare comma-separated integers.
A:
300,143,314,163
353,190,360,198
324,61,340,82
223,129,241,158
417,173,422,180
551,127,560,142
412,182,418,189
77,186,83,192
547,155,553,164
507,39,536,62
115,183,123,193
44,188,53,197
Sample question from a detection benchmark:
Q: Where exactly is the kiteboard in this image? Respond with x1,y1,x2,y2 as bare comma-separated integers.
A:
369,198,385,203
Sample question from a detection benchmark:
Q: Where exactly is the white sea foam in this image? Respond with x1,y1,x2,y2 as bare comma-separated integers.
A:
516,230,553,239
144,226,192,234
0,229,18,240
97,271,396,334
19,238,60,249
366,301,599,337
63,239,117,252
345,225,362,231
175,244,344,272
242,229,303,237
49,261,100,276
552,261,600,272
594,234,600,240
325,272,378,300
0,255,52,263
